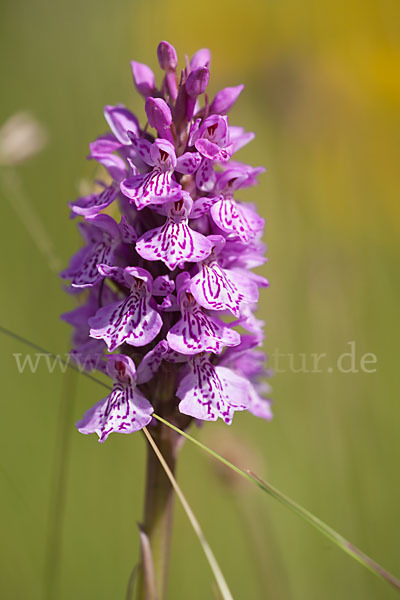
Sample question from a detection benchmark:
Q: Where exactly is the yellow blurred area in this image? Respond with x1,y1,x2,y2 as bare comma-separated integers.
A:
135,0,400,232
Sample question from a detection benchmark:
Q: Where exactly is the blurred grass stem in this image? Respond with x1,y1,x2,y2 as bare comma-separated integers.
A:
44,367,77,600
0,167,61,273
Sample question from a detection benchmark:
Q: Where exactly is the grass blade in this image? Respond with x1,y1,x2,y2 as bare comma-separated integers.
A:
152,414,400,593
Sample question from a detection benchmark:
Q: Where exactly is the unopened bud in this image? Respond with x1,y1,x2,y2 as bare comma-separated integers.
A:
210,85,244,115
130,61,156,97
190,48,211,70
145,97,173,142
157,41,178,71
186,67,209,98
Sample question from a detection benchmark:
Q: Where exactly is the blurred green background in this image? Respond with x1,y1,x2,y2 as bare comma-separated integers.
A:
1,0,399,598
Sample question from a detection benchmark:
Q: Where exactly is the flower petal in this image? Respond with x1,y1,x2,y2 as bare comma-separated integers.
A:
76,385,153,442
195,139,233,162
136,340,169,384
89,293,162,351
210,198,265,243
210,85,244,114
177,356,249,423
104,105,139,145
119,215,137,243
195,158,216,192
152,274,175,296
190,262,258,317
175,151,202,175
167,306,240,355
121,170,181,210
136,219,213,270
70,185,118,218
130,61,156,97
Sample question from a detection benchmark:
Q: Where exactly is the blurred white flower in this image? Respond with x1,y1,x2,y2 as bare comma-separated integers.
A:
0,112,48,166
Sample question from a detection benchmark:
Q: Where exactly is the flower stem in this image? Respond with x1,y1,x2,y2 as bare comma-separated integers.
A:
136,423,180,600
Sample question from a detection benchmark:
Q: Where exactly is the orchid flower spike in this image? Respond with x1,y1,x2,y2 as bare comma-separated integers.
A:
61,42,271,442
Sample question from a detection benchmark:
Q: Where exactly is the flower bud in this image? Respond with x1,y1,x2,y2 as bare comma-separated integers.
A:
190,48,211,70
145,97,173,142
157,41,178,71
186,67,209,98
131,61,156,97
210,85,244,115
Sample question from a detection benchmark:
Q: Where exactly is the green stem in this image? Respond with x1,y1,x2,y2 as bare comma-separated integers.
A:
136,423,180,600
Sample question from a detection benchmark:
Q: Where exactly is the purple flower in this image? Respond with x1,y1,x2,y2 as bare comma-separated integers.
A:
88,265,162,351
61,42,272,441
210,196,265,244
220,336,272,420
60,214,125,287
131,61,156,97
190,48,211,70
69,153,127,218
210,85,244,115
177,354,250,424
167,272,240,354
145,97,174,142
76,354,153,442
135,195,213,270
61,283,117,370
189,236,259,317
104,105,140,145
120,138,182,210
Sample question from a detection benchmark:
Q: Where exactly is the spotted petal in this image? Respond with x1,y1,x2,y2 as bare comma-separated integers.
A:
210,198,265,243
70,185,119,218
152,274,175,296
119,215,137,243
60,216,119,288
76,355,153,442
129,137,153,166
190,261,258,317
175,152,202,175
136,218,213,270
120,169,181,210
177,355,249,424
89,282,162,351
195,139,233,162
195,158,216,192
190,196,219,219
167,296,240,355
136,341,169,384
